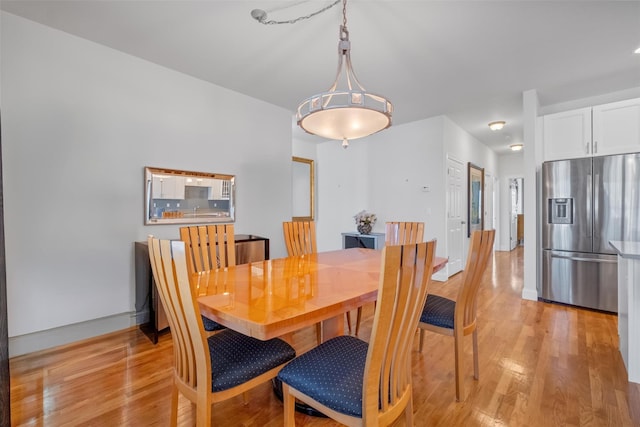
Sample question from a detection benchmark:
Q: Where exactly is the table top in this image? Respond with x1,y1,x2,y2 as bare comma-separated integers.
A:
610,240,640,260
195,248,447,340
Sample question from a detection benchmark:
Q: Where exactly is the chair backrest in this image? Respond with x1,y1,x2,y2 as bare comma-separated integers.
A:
180,224,236,275
385,221,425,246
147,236,210,392
282,221,317,256
363,240,437,424
456,229,495,330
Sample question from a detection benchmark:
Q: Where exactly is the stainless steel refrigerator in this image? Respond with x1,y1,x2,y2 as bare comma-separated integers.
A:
541,153,640,313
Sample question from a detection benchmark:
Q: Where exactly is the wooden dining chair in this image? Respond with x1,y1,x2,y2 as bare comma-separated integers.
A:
385,221,425,246
147,236,296,427
283,220,317,257
277,240,437,427
180,224,236,332
282,221,328,342
352,221,426,336
418,229,495,401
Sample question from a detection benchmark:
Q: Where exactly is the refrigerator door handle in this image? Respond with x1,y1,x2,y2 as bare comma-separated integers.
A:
586,174,592,238
550,253,617,263
593,173,599,240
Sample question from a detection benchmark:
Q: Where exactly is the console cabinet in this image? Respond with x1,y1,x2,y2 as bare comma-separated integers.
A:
342,232,385,250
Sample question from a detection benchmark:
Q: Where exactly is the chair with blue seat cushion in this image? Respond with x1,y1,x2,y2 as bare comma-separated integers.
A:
180,224,237,333
418,229,495,401
148,236,295,426
352,221,426,337
278,240,437,427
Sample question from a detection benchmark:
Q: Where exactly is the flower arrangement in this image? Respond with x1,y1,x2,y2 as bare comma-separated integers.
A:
354,210,377,226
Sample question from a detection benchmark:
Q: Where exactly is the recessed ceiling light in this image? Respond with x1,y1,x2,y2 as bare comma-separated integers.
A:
510,143,524,151
635,47,640,54
488,121,506,131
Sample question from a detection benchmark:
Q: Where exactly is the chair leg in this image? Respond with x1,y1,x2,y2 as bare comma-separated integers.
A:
242,391,249,405
355,307,362,336
472,328,479,380
195,393,211,427
404,390,414,426
346,311,352,334
170,384,179,427
454,330,464,401
315,323,322,344
283,383,297,427
418,329,425,352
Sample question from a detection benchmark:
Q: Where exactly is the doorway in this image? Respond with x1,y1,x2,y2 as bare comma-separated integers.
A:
509,178,524,250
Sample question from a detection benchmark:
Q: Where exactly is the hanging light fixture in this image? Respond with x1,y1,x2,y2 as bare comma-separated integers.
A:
296,0,392,148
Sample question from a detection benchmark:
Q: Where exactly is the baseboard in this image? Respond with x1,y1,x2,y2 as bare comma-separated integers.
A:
521,288,538,301
8,311,137,358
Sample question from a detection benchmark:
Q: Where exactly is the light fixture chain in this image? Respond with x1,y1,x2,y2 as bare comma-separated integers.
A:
342,0,347,28
258,0,341,25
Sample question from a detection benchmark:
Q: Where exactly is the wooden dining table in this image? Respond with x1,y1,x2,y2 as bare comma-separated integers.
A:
195,247,448,342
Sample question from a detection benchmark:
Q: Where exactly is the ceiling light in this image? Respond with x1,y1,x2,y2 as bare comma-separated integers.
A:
296,0,392,148
488,121,506,131
510,143,524,151
635,47,640,54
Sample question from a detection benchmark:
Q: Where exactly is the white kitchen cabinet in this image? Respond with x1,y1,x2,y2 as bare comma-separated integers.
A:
543,107,591,160
152,176,185,199
543,98,640,161
208,179,231,200
592,98,640,156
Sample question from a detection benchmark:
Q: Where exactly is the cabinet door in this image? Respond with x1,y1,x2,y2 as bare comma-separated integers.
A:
592,98,640,156
543,107,592,161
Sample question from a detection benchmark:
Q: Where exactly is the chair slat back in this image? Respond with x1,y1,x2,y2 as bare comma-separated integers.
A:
457,229,495,329
147,236,210,391
363,240,437,424
180,225,236,275
385,222,425,246
283,221,317,256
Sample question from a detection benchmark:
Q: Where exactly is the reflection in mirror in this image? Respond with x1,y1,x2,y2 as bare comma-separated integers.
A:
467,162,484,237
292,157,314,221
144,167,235,225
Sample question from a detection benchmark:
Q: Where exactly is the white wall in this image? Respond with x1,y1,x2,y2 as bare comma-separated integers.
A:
305,114,497,280
497,152,525,251
1,13,293,354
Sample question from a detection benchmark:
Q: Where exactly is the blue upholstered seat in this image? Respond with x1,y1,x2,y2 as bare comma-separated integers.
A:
420,294,455,330
209,329,296,392
202,316,226,332
277,335,368,417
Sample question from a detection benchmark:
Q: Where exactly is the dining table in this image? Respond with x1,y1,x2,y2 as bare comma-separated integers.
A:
194,247,448,343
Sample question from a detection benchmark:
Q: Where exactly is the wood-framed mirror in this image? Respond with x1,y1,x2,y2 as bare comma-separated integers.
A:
468,162,484,237
292,157,315,221
144,166,235,225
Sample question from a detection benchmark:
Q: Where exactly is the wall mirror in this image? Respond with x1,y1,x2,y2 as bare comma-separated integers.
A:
144,167,235,225
468,162,484,237
292,157,314,221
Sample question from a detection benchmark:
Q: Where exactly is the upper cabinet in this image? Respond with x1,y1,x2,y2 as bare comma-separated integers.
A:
592,99,640,156
151,176,185,199
543,98,640,161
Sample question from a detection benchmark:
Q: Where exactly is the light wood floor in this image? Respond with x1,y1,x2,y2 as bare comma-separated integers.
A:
10,247,640,426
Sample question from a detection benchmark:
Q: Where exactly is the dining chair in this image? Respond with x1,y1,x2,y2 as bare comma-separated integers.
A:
418,228,495,401
282,220,328,342
277,240,437,427
352,221,426,336
147,236,296,427
180,224,236,332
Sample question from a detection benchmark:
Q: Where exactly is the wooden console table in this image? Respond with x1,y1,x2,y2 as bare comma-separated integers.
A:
134,234,269,343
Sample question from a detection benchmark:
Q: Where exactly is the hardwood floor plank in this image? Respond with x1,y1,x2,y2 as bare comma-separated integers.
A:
9,247,640,426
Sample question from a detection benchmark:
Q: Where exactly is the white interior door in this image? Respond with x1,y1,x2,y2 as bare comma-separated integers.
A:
446,156,464,276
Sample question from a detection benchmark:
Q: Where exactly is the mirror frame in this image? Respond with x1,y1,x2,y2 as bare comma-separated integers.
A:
468,162,484,237
292,157,315,221
144,166,235,225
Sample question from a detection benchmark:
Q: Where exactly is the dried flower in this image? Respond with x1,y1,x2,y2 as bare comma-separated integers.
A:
354,210,377,226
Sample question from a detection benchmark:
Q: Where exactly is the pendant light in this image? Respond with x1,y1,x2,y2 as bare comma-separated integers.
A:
296,0,392,148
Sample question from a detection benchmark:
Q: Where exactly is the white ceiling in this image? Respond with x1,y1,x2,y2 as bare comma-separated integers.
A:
2,1,639,153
